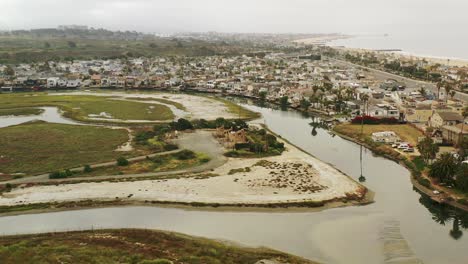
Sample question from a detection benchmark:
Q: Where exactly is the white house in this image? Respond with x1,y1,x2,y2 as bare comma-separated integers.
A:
47,77,59,88
66,79,81,88
369,104,400,119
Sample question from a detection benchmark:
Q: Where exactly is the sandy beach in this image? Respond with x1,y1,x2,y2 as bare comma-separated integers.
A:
294,36,468,67
293,34,351,45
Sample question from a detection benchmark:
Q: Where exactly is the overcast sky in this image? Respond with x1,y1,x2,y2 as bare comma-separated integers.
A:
1,0,467,35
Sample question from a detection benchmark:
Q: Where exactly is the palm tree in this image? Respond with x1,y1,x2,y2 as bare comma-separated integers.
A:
436,81,442,100
460,106,468,149
418,87,427,98
360,94,370,116
450,90,456,99
429,152,458,183
345,88,354,100
312,85,319,96
445,83,453,103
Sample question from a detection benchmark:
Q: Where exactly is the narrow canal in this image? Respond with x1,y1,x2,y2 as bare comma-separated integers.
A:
0,100,467,263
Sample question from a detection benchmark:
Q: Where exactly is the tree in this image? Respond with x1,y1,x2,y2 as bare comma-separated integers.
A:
279,96,289,109
417,137,439,164
312,85,320,96
450,90,456,99
3,65,15,76
171,118,193,131
360,94,370,115
44,42,51,48
436,81,442,100
455,164,468,192
299,98,311,110
458,137,468,162
259,91,267,101
418,87,427,97
460,106,468,151
429,152,458,183
445,83,453,103
67,41,77,48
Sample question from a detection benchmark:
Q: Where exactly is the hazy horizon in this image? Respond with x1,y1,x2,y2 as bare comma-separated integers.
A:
1,0,467,36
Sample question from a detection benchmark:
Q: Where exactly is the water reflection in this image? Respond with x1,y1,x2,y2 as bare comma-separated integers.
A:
0,106,81,128
309,116,331,137
416,187,468,240
359,145,366,183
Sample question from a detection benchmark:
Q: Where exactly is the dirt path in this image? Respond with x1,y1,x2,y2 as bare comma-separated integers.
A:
4,130,227,184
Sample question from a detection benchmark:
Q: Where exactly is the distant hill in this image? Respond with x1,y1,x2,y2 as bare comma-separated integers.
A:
0,27,247,63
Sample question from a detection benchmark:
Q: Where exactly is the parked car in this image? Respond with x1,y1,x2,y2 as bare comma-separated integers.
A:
398,143,410,149
403,147,414,152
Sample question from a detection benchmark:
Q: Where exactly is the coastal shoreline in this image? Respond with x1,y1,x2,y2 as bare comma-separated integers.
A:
294,35,468,67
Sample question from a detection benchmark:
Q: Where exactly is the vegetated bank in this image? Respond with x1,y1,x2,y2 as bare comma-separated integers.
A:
0,229,315,264
333,122,468,212
0,107,44,117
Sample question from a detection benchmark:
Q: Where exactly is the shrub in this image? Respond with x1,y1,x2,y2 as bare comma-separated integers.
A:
117,157,129,166
65,169,73,177
417,177,431,188
224,150,240,157
351,115,398,125
138,259,173,264
134,131,156,145
49,171,67,179
163,143,178,151
171,118,193,131
198,154,211,163
249,142,265,153
175,149,196,160
83,165,92,173
234,143,250,150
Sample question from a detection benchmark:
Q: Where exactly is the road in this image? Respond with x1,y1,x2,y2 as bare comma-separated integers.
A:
330,57,468,102
5,130,227,184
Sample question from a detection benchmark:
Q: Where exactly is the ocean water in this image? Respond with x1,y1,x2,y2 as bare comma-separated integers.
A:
328,33,468,61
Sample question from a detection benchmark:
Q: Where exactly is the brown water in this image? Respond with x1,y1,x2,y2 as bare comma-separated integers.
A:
0,101,467,264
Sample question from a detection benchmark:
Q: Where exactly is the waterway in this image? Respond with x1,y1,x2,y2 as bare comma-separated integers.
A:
0,107,80,128
0,100,467,263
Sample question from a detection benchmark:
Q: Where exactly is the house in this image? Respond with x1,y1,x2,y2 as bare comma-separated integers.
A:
57,79,68,87
46,77,59,88
406,104,433,123
214,127,248,149
369,104,400,119
429,111,463,128
66,79,81,88
441,124,468,146
90,75,102,86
